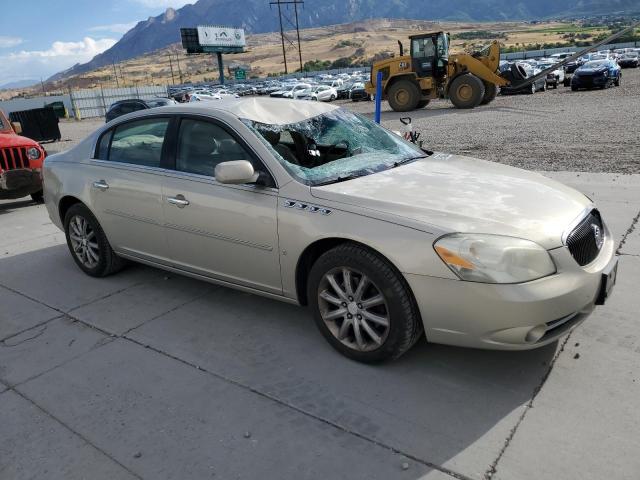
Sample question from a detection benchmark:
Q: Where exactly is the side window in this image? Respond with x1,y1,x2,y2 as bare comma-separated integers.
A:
109,118,169,168
176,119,252,177
96,130,112,160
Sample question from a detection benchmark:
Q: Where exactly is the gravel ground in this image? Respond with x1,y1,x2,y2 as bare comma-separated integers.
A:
346,67,640,173
46,67,640,173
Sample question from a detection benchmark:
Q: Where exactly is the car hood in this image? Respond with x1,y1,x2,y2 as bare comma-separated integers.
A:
0,131,39,148
576,66,607,74
310,153,590,249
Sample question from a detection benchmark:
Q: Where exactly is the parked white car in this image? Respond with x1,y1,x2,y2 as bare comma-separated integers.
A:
538,62,566,88
271,83,312,98
296,85,338,102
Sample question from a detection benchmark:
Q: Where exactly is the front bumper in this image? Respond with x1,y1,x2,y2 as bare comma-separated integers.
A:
405,229,616,350
0,168,42,199
572,74,609,88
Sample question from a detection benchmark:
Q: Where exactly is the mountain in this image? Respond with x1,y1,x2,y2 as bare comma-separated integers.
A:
0,79,39,90
50,0,639,80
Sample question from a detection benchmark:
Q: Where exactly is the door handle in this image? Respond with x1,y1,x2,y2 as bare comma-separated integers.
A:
167,195,190,208
92,180,109,191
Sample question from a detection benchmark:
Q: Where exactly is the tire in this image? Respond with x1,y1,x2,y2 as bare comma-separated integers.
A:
614,75,620,87
330,94,336,101
527,82,536,94
571,86,578,91
307,243,423,363
480,82,498,105
449,74,485,109
387,78,421,112
510,63,527,82
540,81,546,92
30,190,44,203
416,99,430,108
563,77,571,87
64,203,125,277
553,83,558,89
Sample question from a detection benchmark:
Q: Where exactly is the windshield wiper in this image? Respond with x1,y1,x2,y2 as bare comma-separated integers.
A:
314,174,363,186
393,155,429,168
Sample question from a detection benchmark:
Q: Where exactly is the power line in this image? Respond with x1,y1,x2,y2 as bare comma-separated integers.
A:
269,0,304,73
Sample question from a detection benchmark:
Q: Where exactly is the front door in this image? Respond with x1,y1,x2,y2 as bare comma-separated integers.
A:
162,117,282,294
89,116,171,262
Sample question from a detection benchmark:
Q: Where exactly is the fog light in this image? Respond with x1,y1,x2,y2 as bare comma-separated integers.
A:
525,325,547,344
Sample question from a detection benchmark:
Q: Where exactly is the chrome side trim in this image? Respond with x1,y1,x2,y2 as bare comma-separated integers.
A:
104,209,161,226
116,251,297,305
164,222,273,251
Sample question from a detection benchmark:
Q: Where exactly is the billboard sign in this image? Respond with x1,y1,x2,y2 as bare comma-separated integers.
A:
197,26,246,48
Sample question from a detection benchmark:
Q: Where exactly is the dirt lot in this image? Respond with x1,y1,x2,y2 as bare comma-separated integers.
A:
47,67,640,174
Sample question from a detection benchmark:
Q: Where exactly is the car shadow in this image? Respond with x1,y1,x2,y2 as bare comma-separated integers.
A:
0,199,40,215
0,244,558,477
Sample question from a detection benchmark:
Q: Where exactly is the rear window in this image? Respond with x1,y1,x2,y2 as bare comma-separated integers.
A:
96,118,169,168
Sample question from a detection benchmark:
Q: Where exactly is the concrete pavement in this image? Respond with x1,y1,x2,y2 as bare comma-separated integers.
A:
1,172,639,480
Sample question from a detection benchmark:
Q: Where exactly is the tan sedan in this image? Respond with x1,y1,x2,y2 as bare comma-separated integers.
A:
43,98,618,362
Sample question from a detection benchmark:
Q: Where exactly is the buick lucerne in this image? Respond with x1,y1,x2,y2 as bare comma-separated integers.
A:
43,98,618,362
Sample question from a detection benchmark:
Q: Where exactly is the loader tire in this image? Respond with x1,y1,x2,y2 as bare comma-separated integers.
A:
387,79,421,112
416,99,430,108
480,82,498,105
449,74,485,109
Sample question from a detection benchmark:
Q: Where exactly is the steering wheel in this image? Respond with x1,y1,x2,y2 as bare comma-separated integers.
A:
326,140,350,160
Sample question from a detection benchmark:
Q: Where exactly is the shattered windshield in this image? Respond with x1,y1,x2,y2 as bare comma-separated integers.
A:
242,108,427,186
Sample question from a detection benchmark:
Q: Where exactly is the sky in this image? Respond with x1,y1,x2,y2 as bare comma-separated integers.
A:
0,0,193,86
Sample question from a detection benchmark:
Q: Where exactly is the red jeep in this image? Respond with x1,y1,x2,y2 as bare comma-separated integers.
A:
0,109,46,202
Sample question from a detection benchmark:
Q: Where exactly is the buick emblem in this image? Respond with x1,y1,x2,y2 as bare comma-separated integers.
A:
591,224,604,250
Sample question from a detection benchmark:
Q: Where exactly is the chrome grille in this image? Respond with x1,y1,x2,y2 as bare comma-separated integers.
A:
0,147,29,171
566,210,604,266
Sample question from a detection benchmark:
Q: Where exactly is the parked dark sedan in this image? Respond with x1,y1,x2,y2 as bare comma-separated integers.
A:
618,53,639,68
571,59,621,91
349,83,371,101
105,98,176,122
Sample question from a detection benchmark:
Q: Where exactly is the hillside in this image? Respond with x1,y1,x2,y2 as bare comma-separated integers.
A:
0,19,618,98
49,0,640,81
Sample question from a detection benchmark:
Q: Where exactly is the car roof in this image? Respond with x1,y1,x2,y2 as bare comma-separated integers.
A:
158,97,339,125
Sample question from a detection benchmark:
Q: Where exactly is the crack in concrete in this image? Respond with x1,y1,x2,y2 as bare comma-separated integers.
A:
123,335,475,480
616,209,640,255
1,325,48,347
483,333,572,479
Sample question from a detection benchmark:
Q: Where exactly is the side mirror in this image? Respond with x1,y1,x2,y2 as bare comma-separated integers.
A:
215,160,258,185
12,122,22,134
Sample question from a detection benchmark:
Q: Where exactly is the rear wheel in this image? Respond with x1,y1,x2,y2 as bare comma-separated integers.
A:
308,243,423,362
614,75,621,86
449,74,485,109
387,79,421,112
64,203,125,277
480,82,498,105
527,82,536,94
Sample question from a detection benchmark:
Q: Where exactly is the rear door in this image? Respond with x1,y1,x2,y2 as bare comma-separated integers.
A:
89,116,172,262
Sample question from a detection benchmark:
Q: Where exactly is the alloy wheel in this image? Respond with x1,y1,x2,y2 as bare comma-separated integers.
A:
317,267,390,352
68,215,100,269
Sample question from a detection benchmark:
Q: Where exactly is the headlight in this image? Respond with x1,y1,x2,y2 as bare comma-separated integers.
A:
27,147,41,160
433,234,556,284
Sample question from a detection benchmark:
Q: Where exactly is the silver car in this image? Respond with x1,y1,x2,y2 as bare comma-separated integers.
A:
43,98,618,362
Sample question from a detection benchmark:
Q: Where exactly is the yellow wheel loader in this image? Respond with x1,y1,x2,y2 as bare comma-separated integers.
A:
366,24,639,112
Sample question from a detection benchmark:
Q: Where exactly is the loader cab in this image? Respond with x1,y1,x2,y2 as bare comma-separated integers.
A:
410,32,449,79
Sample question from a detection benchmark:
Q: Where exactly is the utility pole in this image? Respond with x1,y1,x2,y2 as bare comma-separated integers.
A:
270,0,304,73
175,53,183,84
112,61,120,87
40,78,46,95
168,54,176,84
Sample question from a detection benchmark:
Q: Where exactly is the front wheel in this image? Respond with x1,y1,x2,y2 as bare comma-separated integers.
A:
308,243,423,363
614,75,621,87
387,79,421,112
449,74,485,108
64,203,125,277
30,190,44,203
